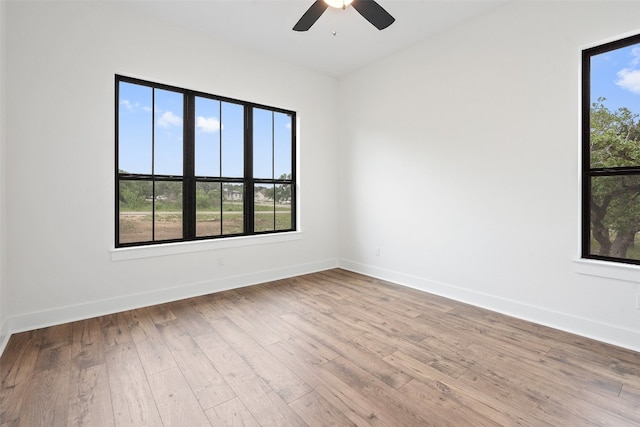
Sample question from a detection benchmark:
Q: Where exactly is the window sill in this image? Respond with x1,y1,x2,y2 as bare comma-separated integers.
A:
573,258,640,283
111,231,303,261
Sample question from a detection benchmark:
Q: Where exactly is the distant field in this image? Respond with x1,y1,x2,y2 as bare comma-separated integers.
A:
119,207,291,244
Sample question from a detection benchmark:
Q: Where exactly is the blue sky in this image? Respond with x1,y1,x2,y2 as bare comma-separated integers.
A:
118,82,292,179
590,41,640,115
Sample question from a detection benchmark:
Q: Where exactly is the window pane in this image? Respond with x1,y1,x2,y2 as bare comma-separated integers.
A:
589,44,640,169
154,89,183,175
196,182,221,237
154,180,183,240
589,175,640,261
222,183,244,235
274,112,292,179
253,108,273,179
119,179,153,244
119,82,152,174
222,102,244,178
195,97,221,177
275,183,293,231
254,184,274,232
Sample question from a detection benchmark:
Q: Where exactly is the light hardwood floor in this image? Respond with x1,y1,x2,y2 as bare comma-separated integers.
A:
1,269,639,426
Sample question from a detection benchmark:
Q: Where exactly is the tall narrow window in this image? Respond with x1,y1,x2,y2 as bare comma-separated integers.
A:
253,108,294,233
582,33,640,264
116,76,296,247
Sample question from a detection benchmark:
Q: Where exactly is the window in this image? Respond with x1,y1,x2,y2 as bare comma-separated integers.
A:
116,76,296,247
582,33,640,264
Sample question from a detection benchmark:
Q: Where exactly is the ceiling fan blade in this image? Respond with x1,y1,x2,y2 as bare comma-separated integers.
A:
352,0,395,30
293,0,329,31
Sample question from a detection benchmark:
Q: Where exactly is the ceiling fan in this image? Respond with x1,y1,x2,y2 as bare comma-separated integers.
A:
293,0,395,32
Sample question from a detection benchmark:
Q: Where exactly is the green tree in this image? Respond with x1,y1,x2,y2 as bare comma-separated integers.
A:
119,180,151,211
590,98,640,258
275,174,292,203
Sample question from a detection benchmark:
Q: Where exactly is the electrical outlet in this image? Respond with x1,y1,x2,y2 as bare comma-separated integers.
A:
218,256,225,266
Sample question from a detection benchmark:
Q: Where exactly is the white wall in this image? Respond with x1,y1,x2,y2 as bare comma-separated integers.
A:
338,1,640,351
0,0,8,350
2,1,339,339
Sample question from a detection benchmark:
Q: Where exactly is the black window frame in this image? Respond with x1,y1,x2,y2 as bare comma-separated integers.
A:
582,33,640,265
115,75,296,248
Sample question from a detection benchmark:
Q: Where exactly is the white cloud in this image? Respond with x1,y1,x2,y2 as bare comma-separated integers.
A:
120,99,134,111
121,100,151,113
196,116,221,133
615,68,640,95
631,47,640,66
157,111,182,128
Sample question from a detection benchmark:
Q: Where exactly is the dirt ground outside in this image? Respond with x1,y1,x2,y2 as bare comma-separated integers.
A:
118,210,291,244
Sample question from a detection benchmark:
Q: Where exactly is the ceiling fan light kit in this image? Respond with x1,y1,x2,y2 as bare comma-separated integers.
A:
324,0,353,9
293,0,395,32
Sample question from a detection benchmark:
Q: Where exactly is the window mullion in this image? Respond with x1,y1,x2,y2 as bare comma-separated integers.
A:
245,107,255,234
219,101,223,235
183,93,196,239
152,88,156,242
271,112,276,230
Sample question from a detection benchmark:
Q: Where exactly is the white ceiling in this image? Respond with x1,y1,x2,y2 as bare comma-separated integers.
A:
123,0,509,77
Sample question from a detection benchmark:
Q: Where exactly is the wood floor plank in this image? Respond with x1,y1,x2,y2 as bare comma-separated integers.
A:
104,343,163,427
416,310,550,363
383,349,535,425
289,390,359,427
156,320,235,410
170,298,215,337
201,289,247,319
268,320,340,362
205,397,260,427
320,270,455,316
100,312,132,349
67,364,114,427
125,308,177,376
146,302,177,325
39,323,73,350
147,366,211,426
546,344,640,387
211,294,287,347
207,316,312,404
1,268,639,426
195,331,307,426
322,355,433,426
620,383,640,404
230,283,299,317
282,310,397,359
0,331,42,425
446,306,558,354
328,297,429,343
457,343,635,426
70,317,105,370
34,342,72,373
265,339,380,427
19,350,71,427
18,369,70,427
397,378,510,426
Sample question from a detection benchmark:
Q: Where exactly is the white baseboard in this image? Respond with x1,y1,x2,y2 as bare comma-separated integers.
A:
2,258,339,350
339,259,640,353
3,258,638,357
0,317,9,357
